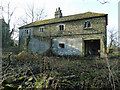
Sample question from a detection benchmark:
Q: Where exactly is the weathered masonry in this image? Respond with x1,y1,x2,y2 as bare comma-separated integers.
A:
19,7,108,57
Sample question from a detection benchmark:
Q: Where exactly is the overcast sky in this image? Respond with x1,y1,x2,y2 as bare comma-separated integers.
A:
1,0,119,41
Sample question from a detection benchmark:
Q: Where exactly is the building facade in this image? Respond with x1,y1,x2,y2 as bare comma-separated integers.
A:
19,7,108,57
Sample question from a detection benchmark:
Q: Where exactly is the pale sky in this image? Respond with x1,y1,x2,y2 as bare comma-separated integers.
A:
1,0,119,42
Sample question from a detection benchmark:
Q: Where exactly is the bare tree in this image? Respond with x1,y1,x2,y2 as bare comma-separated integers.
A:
21,2,47,25
108,29,118,48
7,2,16,27
25,3,35,23
35,8,47,21
2,1,16,35
11,17,22,40
1,1,17,47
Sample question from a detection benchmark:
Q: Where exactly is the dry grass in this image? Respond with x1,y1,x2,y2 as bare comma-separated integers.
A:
2,51,120,89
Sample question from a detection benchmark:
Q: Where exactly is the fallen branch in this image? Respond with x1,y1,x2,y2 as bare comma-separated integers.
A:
105,54,115,90
60,75,75,79
3,52,12,73
24,64,37,81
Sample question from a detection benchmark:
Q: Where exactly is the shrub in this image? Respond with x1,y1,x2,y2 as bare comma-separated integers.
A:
15,51,33,62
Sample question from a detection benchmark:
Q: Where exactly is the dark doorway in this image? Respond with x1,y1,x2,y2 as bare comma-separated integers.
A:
84,39,100,57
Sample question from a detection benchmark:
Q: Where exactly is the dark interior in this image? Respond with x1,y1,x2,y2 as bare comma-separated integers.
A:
84,39,100,57
59,43,65,48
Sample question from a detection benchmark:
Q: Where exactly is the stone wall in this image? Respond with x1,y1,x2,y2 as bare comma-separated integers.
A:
33,17,106,37
19,16,107,56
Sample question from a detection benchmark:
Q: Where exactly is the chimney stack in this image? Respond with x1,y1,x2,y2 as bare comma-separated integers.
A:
55,7,62,18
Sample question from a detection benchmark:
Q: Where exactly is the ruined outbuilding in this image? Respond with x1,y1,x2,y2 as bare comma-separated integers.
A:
19,7,108,57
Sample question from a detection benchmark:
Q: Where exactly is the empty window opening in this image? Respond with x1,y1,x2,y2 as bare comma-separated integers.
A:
39,28,44,32
84,22,87,28
59,43,65,48
25,30,29,34
83,21,92,28
88,21,91,27
59,25,64,31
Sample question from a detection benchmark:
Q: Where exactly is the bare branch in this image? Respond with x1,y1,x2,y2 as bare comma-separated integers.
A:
108,29,118,48
6,2,16,26
97,0,109,4
35,8,46,21
22,3,47,24
25,3,35,22
9,8,16,21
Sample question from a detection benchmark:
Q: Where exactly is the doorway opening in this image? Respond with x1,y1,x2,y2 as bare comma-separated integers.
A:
84,39,100,57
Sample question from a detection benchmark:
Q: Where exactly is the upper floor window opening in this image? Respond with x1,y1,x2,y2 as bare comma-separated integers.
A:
26,30,28,34
59,24,65,31
25,30,29,34
83,21,92,28
25,28,32,35
84,22,87,28
39,27,44,32
88,21,91,27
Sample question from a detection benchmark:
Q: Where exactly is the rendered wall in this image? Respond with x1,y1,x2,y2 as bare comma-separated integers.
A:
28,38,50,54
52,38,82,55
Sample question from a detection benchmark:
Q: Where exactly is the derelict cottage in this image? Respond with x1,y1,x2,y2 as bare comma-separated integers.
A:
19,7,108,57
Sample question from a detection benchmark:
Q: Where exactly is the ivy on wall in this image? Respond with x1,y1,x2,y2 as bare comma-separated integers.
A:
26,35,31,47
102,34,107,52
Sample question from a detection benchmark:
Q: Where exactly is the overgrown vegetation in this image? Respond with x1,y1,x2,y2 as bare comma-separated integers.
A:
1,51,120,89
